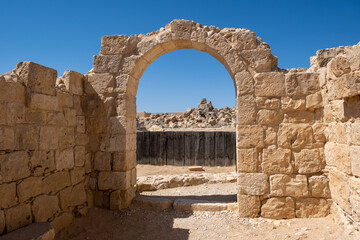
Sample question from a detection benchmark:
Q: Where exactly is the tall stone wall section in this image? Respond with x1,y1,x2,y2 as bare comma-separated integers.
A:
0,62,91,235
315,43,360,238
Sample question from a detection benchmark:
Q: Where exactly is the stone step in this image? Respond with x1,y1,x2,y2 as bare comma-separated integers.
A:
132,195,237,212
0,222,54,240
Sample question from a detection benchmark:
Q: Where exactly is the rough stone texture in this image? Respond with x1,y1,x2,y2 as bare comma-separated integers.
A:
32,195,59,222
50,212,73,233
270,174,308,197
0,151,31,182
294,149,322,174
295,198,331,218
285,72,320,96
5,204,32,232
237,148,257,173
238,173,269,195
0,183,17,209
237,195,260,217
309,176,331,198
17,177,43,202
254,72,285,97
262,148,292,174
261,197,295,219
237,125,264,148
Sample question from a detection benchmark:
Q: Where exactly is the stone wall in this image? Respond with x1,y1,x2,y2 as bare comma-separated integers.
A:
316,43,360,238
0,62,91,235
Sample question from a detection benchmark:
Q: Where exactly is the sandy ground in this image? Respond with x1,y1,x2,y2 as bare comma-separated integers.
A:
137,164,236,177
56,165,347,240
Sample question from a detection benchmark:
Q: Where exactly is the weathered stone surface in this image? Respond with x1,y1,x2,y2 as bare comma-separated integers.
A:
43,171,71,194
328,71,360,99
94,151,111,171
58,127,75,150
295,198,330,218
294,149,322,174
93,55,122,74
236,95,256,125
235,71,254,95
28,93,58,111
350,177,360,222
100,35,140,55
6,102,25,125
85,73,115,96
59,70,84,95
5,204,32,232
237,148,257,173
329,169,351,214
261,197,295,219
237,195,260,217
70,167,85,185
59,184,86,210
350,146,360,177
55,148,74,171
30,151,56,176
0,126,15,150
17,177,43,202
98,171,131,190
262,148,292,174
0,183,17,209
238,173,269,195
15,125,39,150
0,210,4,234
257,109,282,125
32,195,59,222
324,142,351,174
254,72,285,97
256,97,280,109
277,123,313,150
285,72,320,96
50,212,73,233
15,61,57,96
309,176,331,198
281,97,306,111
0,81,25,103
40,126,58,150
306,92,322,110
270,174,308,197
0,151,30,182
264,126,277,145
237,125,264,148
283,111,315,124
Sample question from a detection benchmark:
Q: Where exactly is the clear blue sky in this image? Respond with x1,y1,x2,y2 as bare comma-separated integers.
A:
1,0,359,112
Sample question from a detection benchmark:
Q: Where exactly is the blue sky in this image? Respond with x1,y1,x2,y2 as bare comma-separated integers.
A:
1,0,359,112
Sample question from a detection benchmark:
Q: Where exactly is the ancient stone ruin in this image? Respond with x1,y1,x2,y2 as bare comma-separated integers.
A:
0,19,360,238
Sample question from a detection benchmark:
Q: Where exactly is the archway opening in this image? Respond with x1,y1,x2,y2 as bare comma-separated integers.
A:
135,49,238,208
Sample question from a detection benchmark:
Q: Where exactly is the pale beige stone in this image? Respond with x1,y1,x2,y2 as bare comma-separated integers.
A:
270,174,308,197
100,35,140,55
15,61,57,96
294,149,322,174
329,169,351,214
330,100,347,122
285,72,320,96
237,125,264,148
55,148,74,171
283,111,315,124
59,184,86,210
0,183,17,209
17,177,43,202
238,173,269,195
261,197,295,219
295,198,330,218
277,123,313,150
328,71,360,99
94,55,122,74
50,212,73,233
237,195,260,217
236,95,256,125
6,102,25,125
32,195,60,222
347,122,360,145
350,146,360,177
98,171,131,190
237,148,257,172
306,92,322,110
262,148,292,174
43,171,71,194
112,151,136,172
324,142,351,174
86,73,115,96
28,93,58,111
281,97,306,111
256,97,281,109
94,151,112,171
5,203,32,232
0,151,30,182
264,126,277,145
234,71,254,95
257,109,282,125
57,92,73,108
254,72,285,97
326,122,347,143
350,177,360,222
309,176,331,198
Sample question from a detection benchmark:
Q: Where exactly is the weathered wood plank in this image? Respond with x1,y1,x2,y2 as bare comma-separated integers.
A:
174,132,185,166
166,132,174,165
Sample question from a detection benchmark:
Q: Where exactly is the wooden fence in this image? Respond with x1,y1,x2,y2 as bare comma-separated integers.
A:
136,131,236,166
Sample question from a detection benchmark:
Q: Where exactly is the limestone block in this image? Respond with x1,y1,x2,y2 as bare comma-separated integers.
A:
264,126,277,145
43,171,71,194
15,125,39,150
327,56,351,79
312,123,327,146
94,151,111,171
40,126,58,150
329,169,351,214
237,148,258,173
255,97,280,110
283,111,315,124
0,151,30,182
0,126,15,150
330,100,347,122
110,190,122,210
309,176,331,198
241,49,275,72
261,197,295,219
25,110,47,124
98,171,131,190
58,127,75,149
285,72,320,96
30,151,55,176
112,150,136,172
59,184,86,210
326,123,347,144
315,47,345,67
15,61,57,96
137,37,163,62
57,92,73,108
237,125,264,148
324,142,351,174
74,146,86,167
236,95,256,125
32,195,59,222
346,44,360,71
230,30,257,51
254,72,285,97
0,210,4,234
0,103,6,124
0,81,25,103
281,97,306,111
328,71,360,99
350,146,360,177
76,116,86,133
234,71,254,95
170,19,195,40
262,148,293,174
6,102,25,125
60,70,84,95
28,93,58,111
70,167,85,185
5,203,32,232
64,108,76,126
306,92,322,110
238,173,269,195
100,35,140,55
76,133,89,146
347,122,360,145
46,112,65,125
350,177,360,221
237,195,260,217
0,183,17,209
277,123,314,150
295,198,330,218
257,109,282,125
294,149,322,174
50,212,73,233
105,134,126,152
55,148,74,171
17,177,43,202
85,73,115,96
270,174,308,197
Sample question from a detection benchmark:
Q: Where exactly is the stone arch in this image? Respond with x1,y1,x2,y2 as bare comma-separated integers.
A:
91,19,279,216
